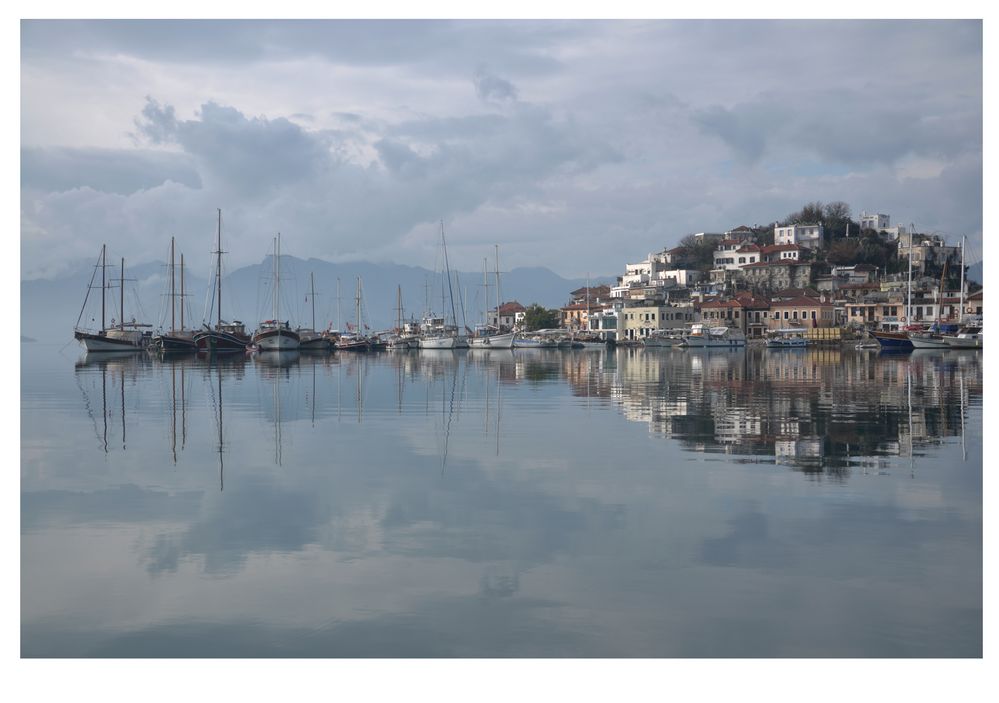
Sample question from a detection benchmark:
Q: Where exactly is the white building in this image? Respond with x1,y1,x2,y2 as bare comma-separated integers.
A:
713,241,761,271
859,212,907,240
774,223,824,249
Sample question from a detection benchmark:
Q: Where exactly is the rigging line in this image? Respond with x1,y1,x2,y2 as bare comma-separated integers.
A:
75,248,102,329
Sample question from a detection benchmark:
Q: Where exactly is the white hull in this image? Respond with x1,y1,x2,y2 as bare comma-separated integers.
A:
469,332,516,349
419,336,457,349
908,334,950,349
766,339,808,348
255,332,301,351
943,335,982,349
80,335,143,352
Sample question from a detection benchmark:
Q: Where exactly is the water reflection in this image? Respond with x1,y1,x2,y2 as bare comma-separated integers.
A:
22,345,982,657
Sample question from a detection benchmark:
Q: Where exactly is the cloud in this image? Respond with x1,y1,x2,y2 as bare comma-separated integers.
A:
473,65,518,103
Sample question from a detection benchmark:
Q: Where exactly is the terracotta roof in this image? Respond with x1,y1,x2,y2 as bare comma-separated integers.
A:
736,244,761,253
700,299,745,309
759,244,801,254
494,302,526,315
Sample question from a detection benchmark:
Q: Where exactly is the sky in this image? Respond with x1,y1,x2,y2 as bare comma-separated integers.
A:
20,19,983,280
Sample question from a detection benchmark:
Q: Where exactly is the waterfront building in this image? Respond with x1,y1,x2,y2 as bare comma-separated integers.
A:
488,301,526,331
767,296,835,330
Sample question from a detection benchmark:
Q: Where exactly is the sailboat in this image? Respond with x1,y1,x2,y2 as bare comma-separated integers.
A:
194,210,251,353
74,245,150,351
252,233,301,351
909,255,956,349
872,224,916,351
297,272,330,350
387,285,419,348
336,277,371,351
419,221,463,349
151,237,197,352
942,236,983,349
469,245,516,349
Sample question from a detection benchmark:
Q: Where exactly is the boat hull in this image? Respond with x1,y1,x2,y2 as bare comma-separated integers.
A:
908,333,950,349
151,334,197,352
74,330,143,352
469,332,516,349
252,328,301,351
419,336,457,349
194,330,250,352
870,331,913,351
943,335,982,349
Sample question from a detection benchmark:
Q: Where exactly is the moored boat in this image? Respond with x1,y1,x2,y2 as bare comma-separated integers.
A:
73,245,149,352
252,234,300,351
682,324,746,348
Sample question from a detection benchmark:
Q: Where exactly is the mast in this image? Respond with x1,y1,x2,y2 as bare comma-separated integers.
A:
586,272,590,331
170,236,176,333
120,257,125,330
311,271,316,331
936,258,948,324
494,244,501,330
336,277,342,332
275,234,281,323
906,225,913,325
959,235,966,324
441,220,457,329
180,253,186,331
355,277,361,334
101,244,106,330
483,257,488,327
397,285,402,332
216,209,222,328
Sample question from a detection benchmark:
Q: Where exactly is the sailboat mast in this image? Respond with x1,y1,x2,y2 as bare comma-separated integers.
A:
101,244,106,330
483,257,488,326
275,234,281,323
397,285,402,331
336,277,341,332
355,277,361,333
441,220,457,328
170,236,176,333
120,257,125,330
311,271,316,331
906,225,913,325
494,244,501,330
959,235,966,323
180,253,186,331
216,209,222,328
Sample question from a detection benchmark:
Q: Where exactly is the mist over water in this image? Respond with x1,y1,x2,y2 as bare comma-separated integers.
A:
21,344,982,657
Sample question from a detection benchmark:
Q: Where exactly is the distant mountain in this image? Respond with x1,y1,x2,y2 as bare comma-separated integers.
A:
21,255,614,343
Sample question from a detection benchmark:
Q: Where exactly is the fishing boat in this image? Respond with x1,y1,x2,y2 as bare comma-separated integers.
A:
251,234,300,351
943,325,983,349
74,245,150,352
643,329,685,348
297,272,331,351
873,226,916,351
681,324,746,348
151,237,197,353
194,210,252,353
765,328,809,348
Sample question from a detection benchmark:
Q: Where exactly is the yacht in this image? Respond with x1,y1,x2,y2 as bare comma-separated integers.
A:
251,234,300,351
682,324,747,348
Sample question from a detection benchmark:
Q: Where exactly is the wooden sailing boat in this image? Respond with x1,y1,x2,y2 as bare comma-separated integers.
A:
252,233,301,351
419,220,462,349
336,277,371,351
152,237,197,352
297,272,330,350
74,246,149,351
195,209,251,352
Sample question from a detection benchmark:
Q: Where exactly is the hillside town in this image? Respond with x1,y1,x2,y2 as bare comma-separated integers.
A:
488,203,983,347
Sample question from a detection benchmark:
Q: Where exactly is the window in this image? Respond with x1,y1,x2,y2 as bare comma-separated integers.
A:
811,310,816,320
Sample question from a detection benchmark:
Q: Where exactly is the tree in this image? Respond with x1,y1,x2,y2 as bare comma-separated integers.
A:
522,303,560,331
677,234,716,272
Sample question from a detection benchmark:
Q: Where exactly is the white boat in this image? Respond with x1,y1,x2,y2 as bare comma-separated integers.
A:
252,234,300,351
643,329,685,348
73,245,149,352
943,326,982,349
419,334,457,349
765,328,809,348
908,330,951,349
469,330,516,348
682,324,746,348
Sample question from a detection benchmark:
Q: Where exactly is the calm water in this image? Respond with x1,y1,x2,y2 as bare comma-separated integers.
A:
21,343,982,657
